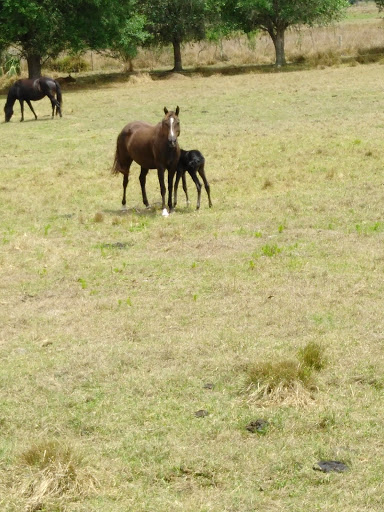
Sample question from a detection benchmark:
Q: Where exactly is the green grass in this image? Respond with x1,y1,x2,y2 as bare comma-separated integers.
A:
1,63,384,510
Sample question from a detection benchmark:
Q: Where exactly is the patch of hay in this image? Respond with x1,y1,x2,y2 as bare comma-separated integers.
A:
15,440,98,511
245,359,317,406
129,72,152,84
166,72,189,80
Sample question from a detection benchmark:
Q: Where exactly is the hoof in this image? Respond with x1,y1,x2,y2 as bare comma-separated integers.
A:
162,208,169,217
121,205,127,212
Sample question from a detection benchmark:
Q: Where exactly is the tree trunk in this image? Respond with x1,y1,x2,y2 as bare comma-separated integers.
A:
27,54,42,78
172,39,183,72
270,27,286,67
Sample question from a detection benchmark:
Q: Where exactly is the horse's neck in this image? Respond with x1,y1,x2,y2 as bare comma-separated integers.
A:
5,89,17,107
153,123,179,167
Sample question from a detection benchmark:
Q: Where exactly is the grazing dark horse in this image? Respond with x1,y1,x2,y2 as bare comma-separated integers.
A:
112,107,180,216
4,76,62,122
174,149,212,210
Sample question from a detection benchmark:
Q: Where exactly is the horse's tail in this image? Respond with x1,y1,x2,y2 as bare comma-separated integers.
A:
111,130,130,175
55,80,63,108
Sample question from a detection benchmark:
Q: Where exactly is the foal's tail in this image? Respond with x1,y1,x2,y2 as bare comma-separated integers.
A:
111,131,130,175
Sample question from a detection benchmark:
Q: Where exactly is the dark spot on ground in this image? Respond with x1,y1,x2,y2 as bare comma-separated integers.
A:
195,409,209,418
246,419,269,434
313,460,349,473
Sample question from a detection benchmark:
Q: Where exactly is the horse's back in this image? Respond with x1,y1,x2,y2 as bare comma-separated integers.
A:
122,120,154,138
120,121,159,169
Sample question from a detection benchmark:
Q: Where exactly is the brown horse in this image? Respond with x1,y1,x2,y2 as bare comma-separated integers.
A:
112,107,180,216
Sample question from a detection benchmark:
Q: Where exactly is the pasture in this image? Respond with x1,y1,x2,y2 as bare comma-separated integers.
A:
1,63,384,511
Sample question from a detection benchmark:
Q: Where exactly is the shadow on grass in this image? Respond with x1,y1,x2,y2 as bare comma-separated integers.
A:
0,62,315,96
2,48,384,96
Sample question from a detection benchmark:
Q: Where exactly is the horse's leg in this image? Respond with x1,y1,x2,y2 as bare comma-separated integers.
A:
182,173,190,206
173,170,182,208
19,100,24,122
46,91,61,118
139,168,150,208
25,100,37,120
198,163,212,208
122,172,130,210
157,168,168,216
188,170,202,210
167,168,176,214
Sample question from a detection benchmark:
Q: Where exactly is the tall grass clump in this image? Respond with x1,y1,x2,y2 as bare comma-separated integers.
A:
12,440,97,511
246,342,327,404
298,341,327,371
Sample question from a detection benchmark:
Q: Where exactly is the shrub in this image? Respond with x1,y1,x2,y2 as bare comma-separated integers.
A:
47,55,90,73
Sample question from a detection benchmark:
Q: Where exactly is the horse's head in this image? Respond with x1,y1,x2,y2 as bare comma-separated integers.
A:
4,103,13,122
163,106,180,148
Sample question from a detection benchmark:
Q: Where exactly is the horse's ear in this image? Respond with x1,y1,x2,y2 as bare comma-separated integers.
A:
164,107,168,115
175,106,180,116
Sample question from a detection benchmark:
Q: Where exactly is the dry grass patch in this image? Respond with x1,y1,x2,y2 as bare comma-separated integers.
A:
4,440,98,511
245,359,316,405
245,342,327,405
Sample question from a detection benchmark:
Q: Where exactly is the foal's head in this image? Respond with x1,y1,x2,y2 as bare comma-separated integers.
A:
163,106,180,148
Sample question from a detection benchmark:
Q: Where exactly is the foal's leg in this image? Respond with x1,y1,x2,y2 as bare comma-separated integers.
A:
139,168,150,208
157,168,168,216
198,163,212,208
173,169,185,208
25,100,37,120
182,173,190,206
188,170,202,210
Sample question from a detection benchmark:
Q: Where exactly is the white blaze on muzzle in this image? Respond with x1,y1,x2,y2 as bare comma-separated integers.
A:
169,117,175,139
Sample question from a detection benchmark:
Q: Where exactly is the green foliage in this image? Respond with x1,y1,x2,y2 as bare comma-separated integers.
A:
221,0,349,65
0,52,21,76
109,14,150,69
0,0,132,76
142,0,207,45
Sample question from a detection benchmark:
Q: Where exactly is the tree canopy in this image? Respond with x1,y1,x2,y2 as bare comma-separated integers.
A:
0,0,138,77
222,0,348,66
141,0,210,71
0,0,351,75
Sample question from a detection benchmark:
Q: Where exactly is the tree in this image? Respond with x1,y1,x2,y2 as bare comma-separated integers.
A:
108,14,150,72
141,0,207,71
0,0,139,78
222,0,348,66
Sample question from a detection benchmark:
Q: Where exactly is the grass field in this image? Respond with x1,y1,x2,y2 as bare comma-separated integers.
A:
1,60,384,511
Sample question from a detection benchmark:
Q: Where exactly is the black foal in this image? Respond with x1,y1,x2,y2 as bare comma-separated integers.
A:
173,149,212,210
